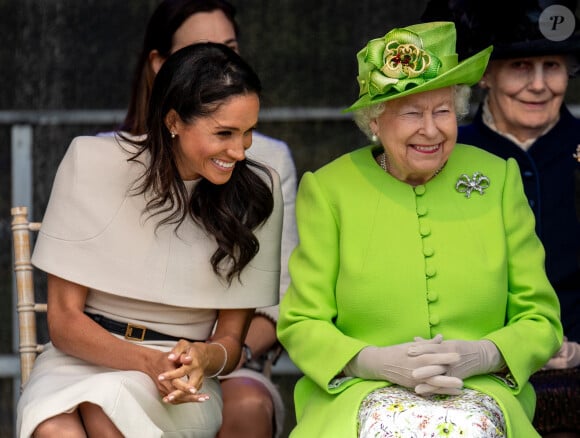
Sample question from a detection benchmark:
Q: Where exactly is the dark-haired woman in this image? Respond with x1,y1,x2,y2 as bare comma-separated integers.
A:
17,42,282,438
119,4,298,434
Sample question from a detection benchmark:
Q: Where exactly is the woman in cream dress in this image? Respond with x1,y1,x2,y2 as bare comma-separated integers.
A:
118,2,299,435
17,43,282,437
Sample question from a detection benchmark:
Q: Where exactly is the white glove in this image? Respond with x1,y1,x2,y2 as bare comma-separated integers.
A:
544,339,580,370
410,339,505,381
344,335,462,391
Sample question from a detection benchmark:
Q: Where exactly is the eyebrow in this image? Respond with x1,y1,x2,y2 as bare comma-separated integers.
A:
215,122,257,132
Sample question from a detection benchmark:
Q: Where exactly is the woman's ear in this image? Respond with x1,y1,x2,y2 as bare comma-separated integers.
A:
479,68,492,89
149,49,166,75
164,109,180,135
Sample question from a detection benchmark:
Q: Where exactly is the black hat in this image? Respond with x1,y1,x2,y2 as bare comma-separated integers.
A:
421,0,580,60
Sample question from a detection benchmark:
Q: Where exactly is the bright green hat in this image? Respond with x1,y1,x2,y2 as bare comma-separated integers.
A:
344,21,492,112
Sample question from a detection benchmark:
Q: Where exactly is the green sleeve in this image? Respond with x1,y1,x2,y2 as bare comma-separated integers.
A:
485,158,563,392
277,171,368,393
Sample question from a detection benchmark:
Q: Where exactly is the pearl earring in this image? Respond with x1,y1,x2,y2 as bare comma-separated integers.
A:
171,132,176,139
371,134,378,143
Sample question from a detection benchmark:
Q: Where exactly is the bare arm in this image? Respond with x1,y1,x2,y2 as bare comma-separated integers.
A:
240,314,277,366
46,273,185,397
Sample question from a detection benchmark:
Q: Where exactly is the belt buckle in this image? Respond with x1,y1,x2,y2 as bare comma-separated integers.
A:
125,323,147,341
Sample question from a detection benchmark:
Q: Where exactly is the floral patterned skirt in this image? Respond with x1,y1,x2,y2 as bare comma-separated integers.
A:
357,385,505,437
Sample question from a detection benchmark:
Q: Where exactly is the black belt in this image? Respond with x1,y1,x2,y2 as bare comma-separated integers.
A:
86,313,200,343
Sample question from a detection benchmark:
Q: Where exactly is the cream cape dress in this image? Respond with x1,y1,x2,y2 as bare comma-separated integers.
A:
17,135,283,437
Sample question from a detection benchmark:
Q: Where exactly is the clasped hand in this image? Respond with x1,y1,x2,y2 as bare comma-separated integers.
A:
344,335,504,396
344,334,462,396
543,337,580,369
409,337,504,395
155,340,211,404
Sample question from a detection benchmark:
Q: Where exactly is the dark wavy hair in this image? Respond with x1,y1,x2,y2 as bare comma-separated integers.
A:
122,0,239,135
123,43,273,284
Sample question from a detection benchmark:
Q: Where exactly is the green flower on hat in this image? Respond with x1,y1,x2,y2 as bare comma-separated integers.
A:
382,40,430,78
344,22,493,113
358,28,442,99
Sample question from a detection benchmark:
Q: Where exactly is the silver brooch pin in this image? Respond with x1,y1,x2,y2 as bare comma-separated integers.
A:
455,172,490,198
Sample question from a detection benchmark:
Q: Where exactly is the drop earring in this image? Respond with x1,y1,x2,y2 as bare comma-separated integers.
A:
371,134,378,143
171,132,176,139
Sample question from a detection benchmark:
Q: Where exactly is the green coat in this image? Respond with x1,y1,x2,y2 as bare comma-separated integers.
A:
277,144,563,437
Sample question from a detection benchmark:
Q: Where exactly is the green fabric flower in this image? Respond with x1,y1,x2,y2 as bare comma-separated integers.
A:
357,28,441,98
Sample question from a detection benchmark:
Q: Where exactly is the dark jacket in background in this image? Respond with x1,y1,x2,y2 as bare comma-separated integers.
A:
458,105,580,342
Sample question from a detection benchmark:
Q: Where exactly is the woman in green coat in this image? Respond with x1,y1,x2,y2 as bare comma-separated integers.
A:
277,22,563,437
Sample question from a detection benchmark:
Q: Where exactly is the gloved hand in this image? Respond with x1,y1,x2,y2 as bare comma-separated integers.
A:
413,370,464,396
409,339,505,381
544,338,580,370
343,335,463,391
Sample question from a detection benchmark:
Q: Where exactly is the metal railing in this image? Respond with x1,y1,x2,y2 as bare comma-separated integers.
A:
0,106,351,125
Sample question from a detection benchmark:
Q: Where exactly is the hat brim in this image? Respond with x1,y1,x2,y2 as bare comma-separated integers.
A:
491,34,580,59
344,45,493,113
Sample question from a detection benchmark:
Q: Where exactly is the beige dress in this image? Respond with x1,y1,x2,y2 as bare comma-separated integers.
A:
17,135,283,437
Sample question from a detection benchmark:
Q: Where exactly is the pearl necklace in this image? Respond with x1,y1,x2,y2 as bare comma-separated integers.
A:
379,152,389,173
378,152,445,180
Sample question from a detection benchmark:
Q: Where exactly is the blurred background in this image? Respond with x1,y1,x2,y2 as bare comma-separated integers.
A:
1,1,580,437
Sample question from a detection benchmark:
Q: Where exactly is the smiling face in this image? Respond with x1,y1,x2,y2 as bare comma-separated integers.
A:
370,87,457,186
166,93,259,183
483,56,568,142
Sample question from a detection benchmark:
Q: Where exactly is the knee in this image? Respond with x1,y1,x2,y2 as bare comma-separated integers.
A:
222,378,274,420
236,388,274,418
33,420,60,438
219,378,275,437
33,414,80,438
